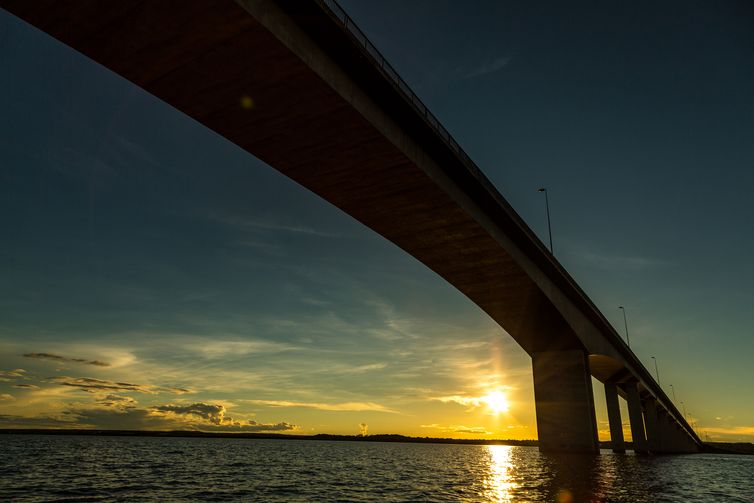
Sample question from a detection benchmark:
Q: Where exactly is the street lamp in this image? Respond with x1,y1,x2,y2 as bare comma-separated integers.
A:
618,306,630,347
537,187,553,254
669,384,676,402
651,356,660,386
680,401,687,419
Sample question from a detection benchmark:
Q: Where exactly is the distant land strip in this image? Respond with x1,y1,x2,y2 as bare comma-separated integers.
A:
1,429,752,454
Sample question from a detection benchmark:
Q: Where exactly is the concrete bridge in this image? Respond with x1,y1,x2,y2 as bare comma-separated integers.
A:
2,0,702,453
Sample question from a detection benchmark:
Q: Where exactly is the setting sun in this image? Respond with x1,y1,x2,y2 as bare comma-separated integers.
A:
482,391,510,414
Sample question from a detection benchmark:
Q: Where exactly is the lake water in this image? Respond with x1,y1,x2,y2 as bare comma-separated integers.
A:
0,435,752,501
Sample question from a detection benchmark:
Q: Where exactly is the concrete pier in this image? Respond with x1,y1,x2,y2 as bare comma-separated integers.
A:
532,350,599,453
604,382,625,453
624,382,648,454
643,398,661,453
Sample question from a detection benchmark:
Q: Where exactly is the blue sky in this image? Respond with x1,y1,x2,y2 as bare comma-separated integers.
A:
1,1,753,440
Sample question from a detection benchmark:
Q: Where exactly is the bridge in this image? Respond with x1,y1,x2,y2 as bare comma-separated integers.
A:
2,0,702,453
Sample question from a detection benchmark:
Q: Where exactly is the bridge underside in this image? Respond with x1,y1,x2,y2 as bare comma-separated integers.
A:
2,0,700,454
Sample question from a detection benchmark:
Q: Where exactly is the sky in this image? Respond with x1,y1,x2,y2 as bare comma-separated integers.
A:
1,1,753,442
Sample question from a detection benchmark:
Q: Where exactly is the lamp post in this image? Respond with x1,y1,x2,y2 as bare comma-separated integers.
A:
537,187,553,254
618,306,630,347
680,401,687,419
669,384,676,402
651,356,660,386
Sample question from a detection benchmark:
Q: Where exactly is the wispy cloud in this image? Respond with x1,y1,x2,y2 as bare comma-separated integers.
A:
573,250,671,271
704,426,754,437
461,56,511,80
12,384,39,390
207,211,338,238
242,399,398,413
420,424,492,435
327,363,388,375
23,352,110,367
0,369,27,380
0,394,14,401
189,339,298,359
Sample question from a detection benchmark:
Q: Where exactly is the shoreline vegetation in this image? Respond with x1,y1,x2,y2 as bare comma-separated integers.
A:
1,429,752,454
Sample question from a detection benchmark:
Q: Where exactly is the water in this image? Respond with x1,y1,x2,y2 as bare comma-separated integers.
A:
0,435,752,502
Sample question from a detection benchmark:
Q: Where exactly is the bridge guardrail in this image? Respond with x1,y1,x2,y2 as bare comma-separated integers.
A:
316,0,701,446
319,0,482,180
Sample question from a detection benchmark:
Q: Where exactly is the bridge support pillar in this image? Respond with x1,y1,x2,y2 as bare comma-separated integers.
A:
673,423,699,453
532,349,598,453
643,398,661,453
604,382,625,453
657,410,676,452
623,381,648,454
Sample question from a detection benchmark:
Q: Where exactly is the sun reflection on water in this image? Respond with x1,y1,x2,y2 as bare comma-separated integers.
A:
483,445,518,502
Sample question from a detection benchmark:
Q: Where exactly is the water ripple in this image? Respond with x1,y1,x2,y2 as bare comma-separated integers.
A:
0,435,752,501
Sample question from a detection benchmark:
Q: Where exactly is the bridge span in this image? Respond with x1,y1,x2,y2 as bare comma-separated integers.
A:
1,0,702,453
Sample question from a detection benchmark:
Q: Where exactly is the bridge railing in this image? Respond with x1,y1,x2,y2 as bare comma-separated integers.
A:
315,0,703,446
318,0,482,180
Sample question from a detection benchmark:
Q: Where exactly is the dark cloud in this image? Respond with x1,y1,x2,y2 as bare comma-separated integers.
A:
63,407,178,430
97,394,137,408
166,387,192,395
23,353,110,367
46,376,190,395
152,402,296,431
0,399,295,432
48,376,152,393
0,414,76,428
53,402,297,432
153,403,226,424
198,420,296,432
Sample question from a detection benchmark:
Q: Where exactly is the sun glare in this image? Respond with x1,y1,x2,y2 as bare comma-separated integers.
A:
482,391,510,414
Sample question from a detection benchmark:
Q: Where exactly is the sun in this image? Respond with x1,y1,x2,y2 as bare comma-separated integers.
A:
482,391,510,414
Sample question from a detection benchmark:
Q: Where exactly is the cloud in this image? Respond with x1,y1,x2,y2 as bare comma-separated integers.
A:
420,424,492,435
97,394,137,408
48,376,152,393
704,426,754,437
0,414,75,428
23,352,110,367
150,402,296,432
0,402,296,432
0,394,14,401
454,426,491,434
46,376,189,395
12,384,39,390
190,339,297,359
152,403,228,424
433,395,485,410
208,211,338,238
242,399,398,413
0,369,26,379
461,56,511,79
329,362,388,374
573,251,671,271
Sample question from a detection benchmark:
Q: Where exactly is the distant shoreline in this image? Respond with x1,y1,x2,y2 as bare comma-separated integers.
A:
2,429,751,454
0,428,538,447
